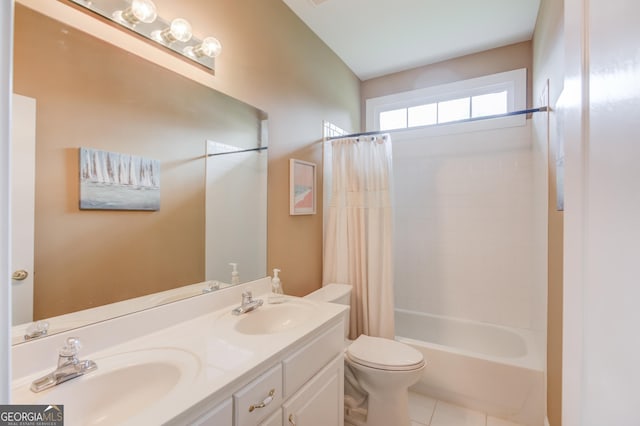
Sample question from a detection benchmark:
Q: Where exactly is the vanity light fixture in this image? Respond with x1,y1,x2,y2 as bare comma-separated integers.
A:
68,0,220,72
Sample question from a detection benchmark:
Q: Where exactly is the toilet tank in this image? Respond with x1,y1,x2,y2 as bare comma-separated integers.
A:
305,284,351,339
304,283,351,305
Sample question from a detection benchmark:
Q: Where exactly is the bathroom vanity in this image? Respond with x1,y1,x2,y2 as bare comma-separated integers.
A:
10,278,347,425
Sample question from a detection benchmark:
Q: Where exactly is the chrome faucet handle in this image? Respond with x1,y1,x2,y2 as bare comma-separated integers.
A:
241,290,253,304
59,337,82,357
202,280,220,293
24,320,49,341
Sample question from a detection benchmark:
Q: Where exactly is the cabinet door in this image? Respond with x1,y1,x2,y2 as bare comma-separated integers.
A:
282,355,344,426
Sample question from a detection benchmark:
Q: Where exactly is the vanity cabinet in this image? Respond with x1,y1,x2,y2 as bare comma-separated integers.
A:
189,320,345,426
191,399,233,425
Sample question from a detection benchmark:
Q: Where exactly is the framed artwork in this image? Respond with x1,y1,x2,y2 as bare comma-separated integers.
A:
79,147,160,211
289,159,316,215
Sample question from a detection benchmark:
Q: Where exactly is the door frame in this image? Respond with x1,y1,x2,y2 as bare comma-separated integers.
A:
0,0,14,404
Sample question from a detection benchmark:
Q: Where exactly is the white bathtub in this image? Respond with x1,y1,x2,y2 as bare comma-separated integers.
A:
395,309,545,426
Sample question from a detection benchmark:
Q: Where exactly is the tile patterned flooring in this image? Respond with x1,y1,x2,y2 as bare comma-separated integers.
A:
408,392,525,426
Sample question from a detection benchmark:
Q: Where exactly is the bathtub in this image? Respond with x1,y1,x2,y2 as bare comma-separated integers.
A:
395,309,545,426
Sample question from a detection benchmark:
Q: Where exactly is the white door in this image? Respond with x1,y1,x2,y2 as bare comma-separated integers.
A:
11,94,35,325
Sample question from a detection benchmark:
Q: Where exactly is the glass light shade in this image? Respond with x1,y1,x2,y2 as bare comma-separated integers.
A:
169,18,192,42
131,0,157,23
118,0,157,25
151,18,192,43
197,37,222,58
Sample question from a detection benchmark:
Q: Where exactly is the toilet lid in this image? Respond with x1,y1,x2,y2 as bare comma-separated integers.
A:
346,335,425,371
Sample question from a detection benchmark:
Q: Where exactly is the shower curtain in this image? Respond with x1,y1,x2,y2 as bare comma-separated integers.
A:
323,134,395,339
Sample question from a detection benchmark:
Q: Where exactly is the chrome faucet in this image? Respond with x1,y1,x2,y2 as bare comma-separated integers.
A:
24,320,50,341
30,337,98,393
202,280,221,294
232,290,263,315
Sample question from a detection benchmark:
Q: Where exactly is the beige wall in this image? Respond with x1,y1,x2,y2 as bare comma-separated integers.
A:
532,0,564,424
52,0,359,301
162,0,363,297
361,41,533,125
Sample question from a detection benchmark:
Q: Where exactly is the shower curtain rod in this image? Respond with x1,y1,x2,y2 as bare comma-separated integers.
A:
325,106,548,141
207,146,268,157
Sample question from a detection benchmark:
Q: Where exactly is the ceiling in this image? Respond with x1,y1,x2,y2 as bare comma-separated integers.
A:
282,0,541,81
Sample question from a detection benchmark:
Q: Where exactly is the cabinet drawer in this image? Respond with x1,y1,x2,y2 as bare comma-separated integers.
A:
234,364,283,426
283,322,343,397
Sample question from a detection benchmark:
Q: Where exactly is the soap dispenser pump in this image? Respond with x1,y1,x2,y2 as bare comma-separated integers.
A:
229,263,240,286
268,268,285,304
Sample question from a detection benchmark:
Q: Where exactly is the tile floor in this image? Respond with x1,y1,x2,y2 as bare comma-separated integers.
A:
408,392,525,426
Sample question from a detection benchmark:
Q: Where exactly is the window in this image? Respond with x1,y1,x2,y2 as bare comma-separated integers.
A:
472,91,508,118
438,97,471,123
379,108,407,131
367,69,526,133
408,103,437,127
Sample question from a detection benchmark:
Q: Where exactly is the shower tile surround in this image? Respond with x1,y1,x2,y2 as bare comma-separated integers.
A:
393,121,546,333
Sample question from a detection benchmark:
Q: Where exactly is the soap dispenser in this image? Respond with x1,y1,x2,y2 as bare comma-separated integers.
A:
229,263,240,286
268,268,285,304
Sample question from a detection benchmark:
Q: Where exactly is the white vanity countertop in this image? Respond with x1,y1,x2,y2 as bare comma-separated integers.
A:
10,279,347,425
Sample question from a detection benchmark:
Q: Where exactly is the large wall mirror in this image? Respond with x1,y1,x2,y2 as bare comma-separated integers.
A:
11,4,268,344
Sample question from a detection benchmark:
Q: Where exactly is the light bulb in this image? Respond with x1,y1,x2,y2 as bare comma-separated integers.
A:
186,36,222,58
169,18,192,42
151,18,192,43
114,0,157,25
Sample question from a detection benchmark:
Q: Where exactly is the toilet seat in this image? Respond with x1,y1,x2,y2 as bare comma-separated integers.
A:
346,335,425,371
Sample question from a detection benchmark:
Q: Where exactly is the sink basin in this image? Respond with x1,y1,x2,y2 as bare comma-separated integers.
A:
12,348,201,425
234,300,317,334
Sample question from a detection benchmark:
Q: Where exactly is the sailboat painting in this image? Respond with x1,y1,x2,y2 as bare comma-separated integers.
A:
79,147,160,211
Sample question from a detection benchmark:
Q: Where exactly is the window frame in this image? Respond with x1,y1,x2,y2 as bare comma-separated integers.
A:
365,68,527,135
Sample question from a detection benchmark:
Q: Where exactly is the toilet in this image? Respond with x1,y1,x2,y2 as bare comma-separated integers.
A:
305,284,426,426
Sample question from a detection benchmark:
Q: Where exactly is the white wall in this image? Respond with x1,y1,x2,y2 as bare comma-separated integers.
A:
563,0,640,424
393,121,547,332
0,0,13,404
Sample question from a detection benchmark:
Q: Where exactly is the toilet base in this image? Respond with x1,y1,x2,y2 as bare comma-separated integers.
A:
344,357,424,426
344,389,412,426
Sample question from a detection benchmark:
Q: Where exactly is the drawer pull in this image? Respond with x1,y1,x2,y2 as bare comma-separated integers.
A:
248,389,275,412
288,413,296,425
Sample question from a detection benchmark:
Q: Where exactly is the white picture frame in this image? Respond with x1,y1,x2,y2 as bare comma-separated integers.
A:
289,159,316,215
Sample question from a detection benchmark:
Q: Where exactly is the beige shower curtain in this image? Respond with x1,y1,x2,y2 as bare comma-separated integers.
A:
323,134,395,339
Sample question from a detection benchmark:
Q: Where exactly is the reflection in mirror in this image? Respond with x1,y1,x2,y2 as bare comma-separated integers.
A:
11,4,267,344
